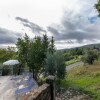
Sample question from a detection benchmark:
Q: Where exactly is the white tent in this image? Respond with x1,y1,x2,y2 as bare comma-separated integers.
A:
3,60,20,76
3,60,19,65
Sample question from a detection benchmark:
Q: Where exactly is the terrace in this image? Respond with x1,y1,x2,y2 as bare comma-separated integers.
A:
0,74,38,100
0,76,16,100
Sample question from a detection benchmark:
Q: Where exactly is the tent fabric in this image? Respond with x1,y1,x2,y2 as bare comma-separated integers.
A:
3,60,20,65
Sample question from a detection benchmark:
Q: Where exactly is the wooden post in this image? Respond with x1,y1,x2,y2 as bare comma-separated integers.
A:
46,75,55,100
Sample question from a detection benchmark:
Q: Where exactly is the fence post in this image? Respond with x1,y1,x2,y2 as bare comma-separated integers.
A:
46,75,55,100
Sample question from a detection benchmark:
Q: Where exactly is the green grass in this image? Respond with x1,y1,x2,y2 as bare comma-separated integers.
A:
65,58,80,66
61,62,100,100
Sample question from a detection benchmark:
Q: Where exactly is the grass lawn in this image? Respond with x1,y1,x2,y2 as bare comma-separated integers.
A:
61,61,100,100
65,58,80,66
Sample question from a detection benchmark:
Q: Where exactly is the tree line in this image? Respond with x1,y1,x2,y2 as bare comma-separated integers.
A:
16,34,66,82
0,47,16,63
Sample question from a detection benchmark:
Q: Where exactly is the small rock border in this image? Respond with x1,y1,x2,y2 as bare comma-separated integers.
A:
56,87,93,100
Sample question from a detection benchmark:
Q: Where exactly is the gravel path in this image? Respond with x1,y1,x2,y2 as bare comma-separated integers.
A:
66,61,84,70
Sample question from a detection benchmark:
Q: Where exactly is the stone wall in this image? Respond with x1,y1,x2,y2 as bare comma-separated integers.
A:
19,83,51,100
19,76,55,100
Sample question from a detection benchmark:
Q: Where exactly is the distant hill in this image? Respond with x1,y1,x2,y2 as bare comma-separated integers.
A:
79,43,100,49
58,43,100,51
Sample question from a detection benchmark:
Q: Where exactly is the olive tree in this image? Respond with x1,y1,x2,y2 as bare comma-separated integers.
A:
45,52,66,82
82,50,98,65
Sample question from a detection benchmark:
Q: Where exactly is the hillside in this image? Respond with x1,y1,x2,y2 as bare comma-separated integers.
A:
59,43,100,51
61,61,100,100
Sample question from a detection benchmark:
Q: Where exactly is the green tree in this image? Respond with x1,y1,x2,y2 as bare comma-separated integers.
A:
95,0,100,16
70,48,83,56
16,34,56,81
42,34,49,53
0,47,16,63
29,37,46,80
56,52,66,81
49,36,55,54
16,33,30,68
24,33,30,63
45,52,66,81
82,50,98,65
45,53,57,75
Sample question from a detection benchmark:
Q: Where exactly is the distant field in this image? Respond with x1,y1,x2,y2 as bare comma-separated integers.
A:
61,61,100,100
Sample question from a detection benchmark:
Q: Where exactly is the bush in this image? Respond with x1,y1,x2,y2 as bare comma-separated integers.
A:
82,50,98,65
45,52,66,82
64,56,74,61
63,52,74,61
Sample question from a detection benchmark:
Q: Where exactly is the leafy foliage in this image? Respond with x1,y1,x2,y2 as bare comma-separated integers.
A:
95,0,100,16
16,34,66,82
49,36,55,54
42,34,49,53
82,50,98,65
16,34,56,81
16,33,30,67
45,53,57,75
0,47,16,63
29,36,46,80
56,52,66,80
45,52,66,81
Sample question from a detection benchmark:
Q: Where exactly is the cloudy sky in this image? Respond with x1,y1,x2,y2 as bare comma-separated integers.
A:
0,0,100,49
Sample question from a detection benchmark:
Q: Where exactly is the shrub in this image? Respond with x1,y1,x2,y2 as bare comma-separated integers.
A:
82,50,98,65
45,52,66,82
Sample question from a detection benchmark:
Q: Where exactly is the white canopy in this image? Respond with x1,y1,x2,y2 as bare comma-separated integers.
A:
3,60,20,65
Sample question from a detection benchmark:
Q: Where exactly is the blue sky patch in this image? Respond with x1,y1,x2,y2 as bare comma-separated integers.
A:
88,16,98,23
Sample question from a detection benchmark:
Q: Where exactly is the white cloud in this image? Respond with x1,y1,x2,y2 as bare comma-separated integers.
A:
47,0,100,49
0,0,99,49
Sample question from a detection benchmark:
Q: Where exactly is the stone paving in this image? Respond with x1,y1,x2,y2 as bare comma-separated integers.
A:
0,76,17,100
56,87,93,100
0,75,38,100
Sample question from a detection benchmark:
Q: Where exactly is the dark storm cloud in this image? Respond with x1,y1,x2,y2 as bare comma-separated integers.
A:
47,11,100,43
16,17,46,34
0,27,21,44
55,40,74,44
48,25,100,43
48,26,61,35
